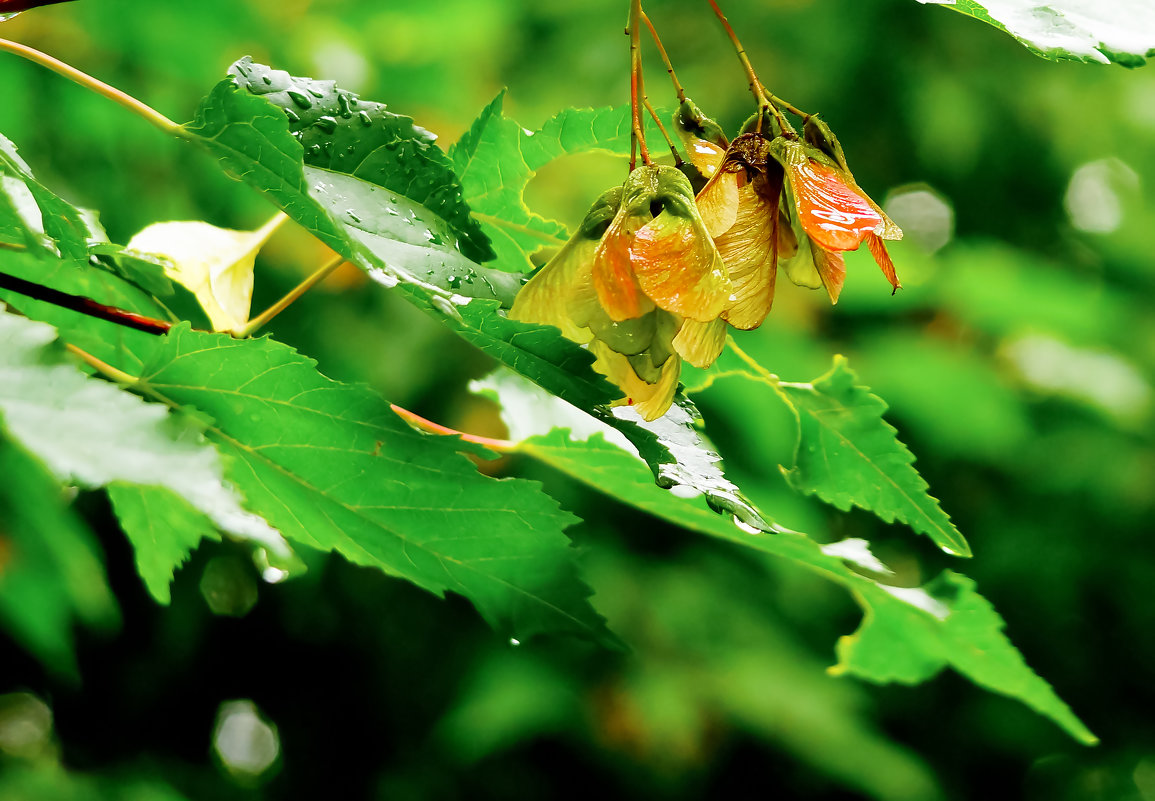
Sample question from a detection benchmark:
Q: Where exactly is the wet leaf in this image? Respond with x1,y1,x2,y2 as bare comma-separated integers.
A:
449,93,667,273
0,307,292,593
506,423,1093,745
135,325,615,645
227,57,493,262
778,356,971,557
924,0,1155,66
186,62,767,527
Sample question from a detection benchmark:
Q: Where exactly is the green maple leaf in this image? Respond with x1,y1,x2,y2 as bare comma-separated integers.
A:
510,425,1093,745
184,62,765,529
133,325,614,645
779,356,970,557
449,94,653,273
928,0,1155,67
0,307,291,604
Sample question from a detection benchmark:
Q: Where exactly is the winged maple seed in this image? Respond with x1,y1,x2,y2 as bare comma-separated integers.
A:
511,164,732,421
511,110,902,421
695,121,902,311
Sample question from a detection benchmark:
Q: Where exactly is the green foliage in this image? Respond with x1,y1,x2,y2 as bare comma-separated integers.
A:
448,94,659,273
106,486,220,605
0,432,118,675
509,426,1093,744
778,355,969,557
184,63,766,525
0,308,289,597
135,325,611,644
227,57,495,264
2,0,1148,797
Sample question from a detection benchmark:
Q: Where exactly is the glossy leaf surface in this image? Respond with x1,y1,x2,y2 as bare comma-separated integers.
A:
185,63,767,528
0,308,290,585
779,356,970,557
512,426,1093,745
925,0,1155,66
135,325,613,645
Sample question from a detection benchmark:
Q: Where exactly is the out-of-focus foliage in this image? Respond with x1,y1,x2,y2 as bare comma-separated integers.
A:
0,1,1153,800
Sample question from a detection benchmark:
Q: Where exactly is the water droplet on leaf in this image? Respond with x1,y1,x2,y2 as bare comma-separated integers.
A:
286,90,313,110
431,294,463,321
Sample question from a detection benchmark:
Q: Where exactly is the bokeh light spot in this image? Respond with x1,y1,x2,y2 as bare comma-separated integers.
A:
1065,158,1139,234
883,185,954,253
0,693,53,760
200,555,259,617
212,700,280,783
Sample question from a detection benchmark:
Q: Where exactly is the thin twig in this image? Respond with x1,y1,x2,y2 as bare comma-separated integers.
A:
705,1,793,134
237,253,346,338
628,0,651,170
65,343,140,385
644,99,682,164
390,404,517,453
725,336,781,385
0,38,180,135
641,11,686,103
0,271,173,335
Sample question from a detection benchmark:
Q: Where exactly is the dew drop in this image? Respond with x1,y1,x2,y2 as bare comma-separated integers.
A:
308,144,322,157
308,88,324,98
284,108,300,124
376,272,400,288
346,209,362,223
509,638,521,647
336,92,352,118
261,565,289,583
313,116,338,134
431,295,463,321
286,89,313,110
358,110,372,126
732,515,762,534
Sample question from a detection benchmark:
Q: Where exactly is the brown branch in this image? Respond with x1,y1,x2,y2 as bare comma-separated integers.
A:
0,271,173,335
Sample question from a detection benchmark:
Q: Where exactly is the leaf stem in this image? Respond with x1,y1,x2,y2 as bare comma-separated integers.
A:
237,252,346,338
0,270,174,335
641,11,686,103
389,404,516,453
725,337,781,385
0,37,180,135
628,0,651,170
64,343,140,385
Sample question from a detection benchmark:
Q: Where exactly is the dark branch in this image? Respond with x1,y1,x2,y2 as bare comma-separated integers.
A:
0,271,172,335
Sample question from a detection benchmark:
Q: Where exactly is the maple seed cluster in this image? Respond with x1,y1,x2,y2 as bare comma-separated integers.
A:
512,10,902,421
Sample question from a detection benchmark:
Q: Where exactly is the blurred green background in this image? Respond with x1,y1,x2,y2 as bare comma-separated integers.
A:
1,0,1154,799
